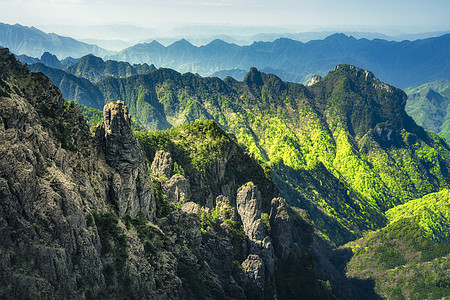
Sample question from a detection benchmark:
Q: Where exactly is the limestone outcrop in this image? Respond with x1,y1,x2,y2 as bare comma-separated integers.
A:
95,101,155,219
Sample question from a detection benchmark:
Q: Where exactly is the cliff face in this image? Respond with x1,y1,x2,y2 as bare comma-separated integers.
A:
0,49,159,299
0,48,108,298
95,101,155,220
0,49,330,299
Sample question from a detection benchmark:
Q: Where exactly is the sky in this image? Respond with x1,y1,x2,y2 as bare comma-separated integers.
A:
1,0,450,40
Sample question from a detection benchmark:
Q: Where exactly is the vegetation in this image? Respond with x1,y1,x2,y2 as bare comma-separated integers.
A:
64,54,156,83
76,102,146,131
92,211,133,298
77,103,103,127
20,53,450,247
136,119,278,208
105,66,450,245
344,190,450,299
405,79,450,141
152,178,181,218
28,62,105,109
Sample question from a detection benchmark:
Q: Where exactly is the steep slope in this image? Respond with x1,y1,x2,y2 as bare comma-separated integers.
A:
107,33,450,88
95,66,450,245
0,49,332,299
0,22,109,58
406,79,450,141
343,189,450,299
64,54,156,83
0,48,159,298
27,62,105,109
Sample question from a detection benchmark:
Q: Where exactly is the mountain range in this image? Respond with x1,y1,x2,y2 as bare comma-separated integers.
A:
24,48,450,243
106,33,450,88
1,22,449,89
0,22,110,59
28,51,450,298
2,44,448,298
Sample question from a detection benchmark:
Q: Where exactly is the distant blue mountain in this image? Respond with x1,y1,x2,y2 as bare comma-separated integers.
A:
107,33,450,88
15,52,79,69
0,22,110,59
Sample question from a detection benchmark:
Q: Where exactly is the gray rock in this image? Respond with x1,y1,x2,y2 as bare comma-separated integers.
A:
236,183,275,284
95,101,155,220
269,197,293,260
242,254,265,299
151,150,173,179
181,201,200,215
236,183,265,242
307,74,323,86
163,174,191,204
215,195,239,222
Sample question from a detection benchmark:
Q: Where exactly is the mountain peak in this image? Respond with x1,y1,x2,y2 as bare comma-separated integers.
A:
325,33,351,40
40,52,62,69
333,64,375,81
307,74,323,86
169,38,195,48
315,64,413,144
0,48,28,79
244,67,264,86
207,39,229,46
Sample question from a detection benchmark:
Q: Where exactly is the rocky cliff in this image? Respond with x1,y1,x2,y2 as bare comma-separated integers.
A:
95,100,155,220
0,48,331,299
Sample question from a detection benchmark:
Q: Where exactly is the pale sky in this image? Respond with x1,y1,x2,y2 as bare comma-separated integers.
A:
1,0,449,39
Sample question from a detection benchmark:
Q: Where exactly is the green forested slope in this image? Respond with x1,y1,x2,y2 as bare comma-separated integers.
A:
406,79,450,141
93,65,450,245
27,62,105,109
64,54,156,83
344,189,450,299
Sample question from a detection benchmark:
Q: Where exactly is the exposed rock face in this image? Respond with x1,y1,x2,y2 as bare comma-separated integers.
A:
164,174,191,204
307,74,323,86
237,183,265,242
151,150,173,178
0,50,331,299
236,183,275,298
216,195,239,222
0,50,164,299
242,254,265,299
95,101,155,219
269,198,293,260
0,49,107,299
181,201,199,215
150,150,192,204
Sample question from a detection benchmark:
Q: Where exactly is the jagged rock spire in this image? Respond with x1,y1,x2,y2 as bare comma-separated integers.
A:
96,101,155,219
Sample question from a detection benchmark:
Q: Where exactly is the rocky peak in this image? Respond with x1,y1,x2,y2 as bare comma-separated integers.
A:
314,64,413,144
0,48,28,80
98,101,138,166
236,183,265,242
96,101,155,219
40,52,62,69
307,74,322,86
269,198,293,260
236,182,275,298
244,67,264,86
151,150,173,178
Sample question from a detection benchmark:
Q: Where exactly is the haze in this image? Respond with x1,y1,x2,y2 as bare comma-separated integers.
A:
1,0,449,42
